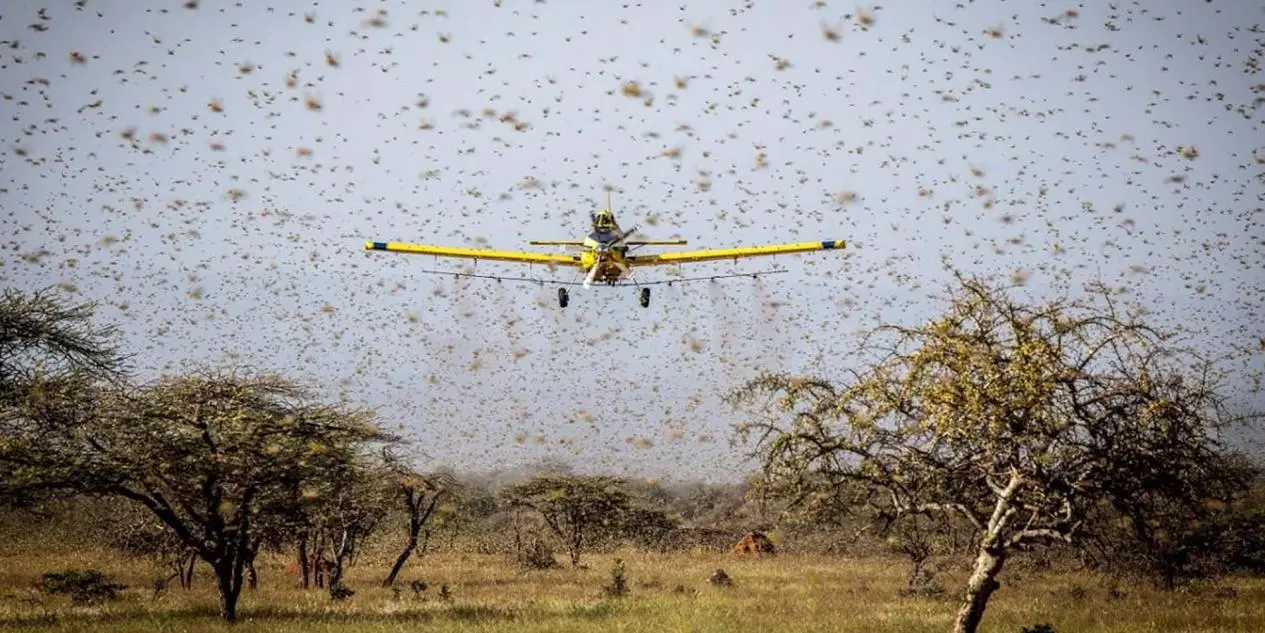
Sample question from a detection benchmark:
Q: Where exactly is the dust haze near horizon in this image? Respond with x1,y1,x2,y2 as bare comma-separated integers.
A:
2,0,1262,483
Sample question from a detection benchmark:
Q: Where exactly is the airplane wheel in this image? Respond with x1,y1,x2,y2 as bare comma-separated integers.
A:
558,287,569,308
639,287,650,308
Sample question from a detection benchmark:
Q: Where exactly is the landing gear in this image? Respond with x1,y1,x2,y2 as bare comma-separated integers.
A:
639,287,650,308
558,287,569,308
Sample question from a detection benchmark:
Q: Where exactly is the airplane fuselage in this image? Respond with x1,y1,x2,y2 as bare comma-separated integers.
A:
579,214,635,284
579,247,629,284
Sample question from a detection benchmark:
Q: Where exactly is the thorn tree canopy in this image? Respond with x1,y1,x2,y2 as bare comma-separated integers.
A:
501,474,631,567
3,365,396,622
731,273,1256,633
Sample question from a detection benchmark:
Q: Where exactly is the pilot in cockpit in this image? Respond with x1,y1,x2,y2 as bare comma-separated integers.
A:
590,209,618,245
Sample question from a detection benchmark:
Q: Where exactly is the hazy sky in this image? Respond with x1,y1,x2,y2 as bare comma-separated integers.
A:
2,0,1262,482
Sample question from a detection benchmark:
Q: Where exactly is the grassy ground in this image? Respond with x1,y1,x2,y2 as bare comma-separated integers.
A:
2,539,1263,633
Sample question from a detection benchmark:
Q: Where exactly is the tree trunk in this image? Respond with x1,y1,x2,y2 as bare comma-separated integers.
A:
953,545,1006,633
215,561,244,623
297,536,310,589
906,554,929,591
181,551,196,590
568,524,583,567
513,510,523,559
953,472,1022,633
385,493,425,587
246,557,258,591
1160,563,1177,591
384,534,418,587
328,529,351,597
328,560,344,595
312,535,326,589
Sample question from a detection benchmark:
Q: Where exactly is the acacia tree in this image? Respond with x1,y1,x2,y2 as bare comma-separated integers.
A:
1,288,129,506
501,475,631,567
383,465,449,587
3,368,391,622
732,274,1253,633
91,499,199,591
301,453,398,599
0,287,128,389
1084,450,1258,588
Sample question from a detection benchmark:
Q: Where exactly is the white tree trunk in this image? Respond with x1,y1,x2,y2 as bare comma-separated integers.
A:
953,544,1006,633
953,472,1021,633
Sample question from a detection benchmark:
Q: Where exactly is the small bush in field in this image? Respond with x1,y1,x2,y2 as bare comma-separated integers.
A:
1213,585,1239,598
330,582,355,601
897,566,945,598
1021,624,1056,633
602,558,629,598
898,580,945,598
709,569,732,587
517,538,560,570
1108,583,1127,600
39,569,124,605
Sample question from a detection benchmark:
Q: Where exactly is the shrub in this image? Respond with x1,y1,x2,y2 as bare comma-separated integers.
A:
516,537,560,570
39,569,124,605
329,582,355,601
897,565,945,598
1021,625,1056,633
898,580,946,598
602,558,629,598
709,569,732,587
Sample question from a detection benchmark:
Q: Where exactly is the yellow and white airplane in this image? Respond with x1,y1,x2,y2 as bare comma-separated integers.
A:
364,196,845,308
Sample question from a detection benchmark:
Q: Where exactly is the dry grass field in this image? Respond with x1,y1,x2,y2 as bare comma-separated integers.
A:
2,531,1264,633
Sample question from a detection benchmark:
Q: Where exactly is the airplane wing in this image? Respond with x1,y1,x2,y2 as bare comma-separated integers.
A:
627,239,844,266
626,239,689,246
364,241,579,266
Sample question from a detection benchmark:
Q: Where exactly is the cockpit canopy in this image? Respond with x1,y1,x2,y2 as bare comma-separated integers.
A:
593,209,616,230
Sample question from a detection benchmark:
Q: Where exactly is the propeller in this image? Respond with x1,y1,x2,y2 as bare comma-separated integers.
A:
611,225,638,248
583,228,637,287
583,253,603,287
614,258,633,282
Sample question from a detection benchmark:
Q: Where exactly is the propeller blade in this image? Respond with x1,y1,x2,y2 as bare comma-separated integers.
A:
583,251,603,287
611,225,638,248
615,259,633,283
